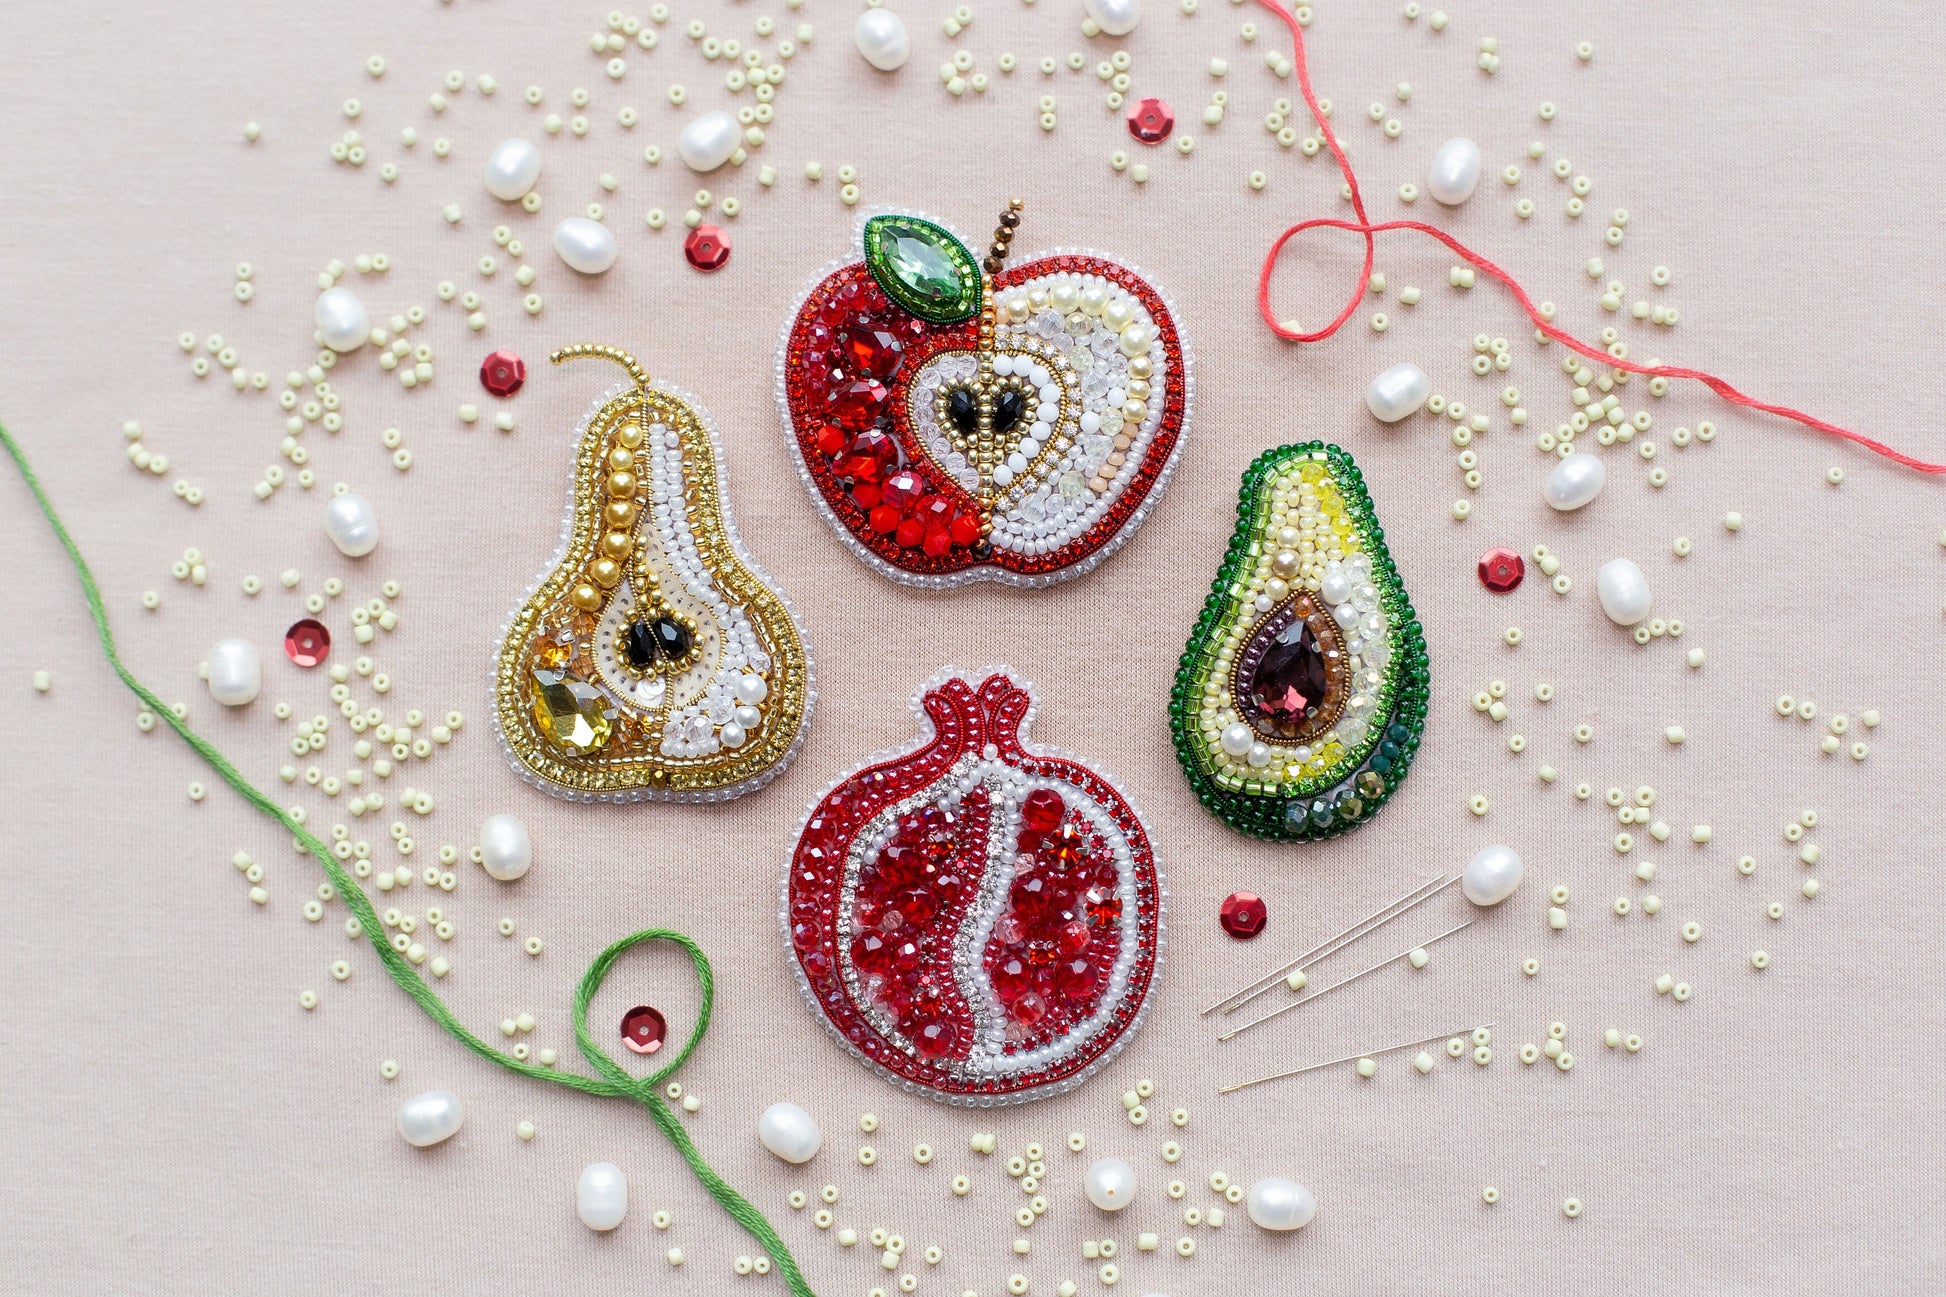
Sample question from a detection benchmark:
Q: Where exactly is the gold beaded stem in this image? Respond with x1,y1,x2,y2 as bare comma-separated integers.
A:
551,342,650,390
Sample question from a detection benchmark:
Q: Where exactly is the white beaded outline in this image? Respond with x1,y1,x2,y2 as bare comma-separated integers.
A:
491,379,817,803
773,207,1195,589
780,665,1168,1105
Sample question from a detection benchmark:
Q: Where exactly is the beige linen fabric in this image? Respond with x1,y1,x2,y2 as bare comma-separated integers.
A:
1,2,1941,1294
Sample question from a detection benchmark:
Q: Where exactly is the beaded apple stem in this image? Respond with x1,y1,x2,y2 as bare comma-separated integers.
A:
981,197,1025,276
0,418,820,1297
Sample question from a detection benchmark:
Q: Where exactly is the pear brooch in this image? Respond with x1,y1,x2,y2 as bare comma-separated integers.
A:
777,202,1191,588
493,345,813,801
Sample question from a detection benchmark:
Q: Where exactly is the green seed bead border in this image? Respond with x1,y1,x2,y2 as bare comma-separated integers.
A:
1168,442,1430,842
861,212,982,325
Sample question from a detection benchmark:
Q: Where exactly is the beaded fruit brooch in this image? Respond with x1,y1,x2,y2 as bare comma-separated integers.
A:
1170,443,1429,841
777,203,1191,587
493,345,813,801
785,668,1164,1104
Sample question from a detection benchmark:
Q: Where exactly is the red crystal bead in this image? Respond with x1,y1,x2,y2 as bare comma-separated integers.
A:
1021,788,1066,837
1477,547,1525,593
478,350,526,396
621,1004,667,1054
283,618,331,667
1127,97,1176,145
842,328,904,379
683,223,731,271
1219,891,1269,939
828,380,892,433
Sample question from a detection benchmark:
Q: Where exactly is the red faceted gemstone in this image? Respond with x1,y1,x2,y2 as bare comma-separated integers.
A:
894,518,925,548
851,930,896,974
911,1019,960,1059
1477,547,1525,593
992,955,1034,1002
478,350,526,396
684,223,731,271
1009,874,1070,924
948,515,981,547
1052,956,1098,997
283,618,331,667
870,504,902,534
893,887,940,926
827,380,892,433
621,1004,667,1054
1056,919,1092,956
881,470,925,509
842,328,904,378
1010,990,1048,1026
1021,788,1066,837
1127,97,1176,145
1219,891,1269,939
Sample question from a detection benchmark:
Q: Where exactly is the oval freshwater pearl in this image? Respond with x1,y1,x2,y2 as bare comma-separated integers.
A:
552,217,619,275
323,492,380,558
1083,0,1143,37
1246,1176,1316,1230
482,138,543,201
853,8,911,71
313,286,370,353
577,1162,628,1231
1365,361,1430,422
1427,137,1483,206
678,111,739,172
206,638,262,707
397,1090,465,1147
1084,1156,1137,1211
478,813,533,881
1545,453,1605,511
757,1101,822,1164
1596,558,1653,625
1462,844,1524,906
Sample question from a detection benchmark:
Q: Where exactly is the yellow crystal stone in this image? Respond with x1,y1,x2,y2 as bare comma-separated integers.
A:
531,667,612,755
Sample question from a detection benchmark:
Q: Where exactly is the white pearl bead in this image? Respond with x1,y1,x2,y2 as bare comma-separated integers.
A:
678,111,739,172
733,705,761,729
313,286,370,353
577,1162,629,1231
206,639,262,707
1245,1177,1316,1230
483,138,543,201
1545,453,1605,510
1083,0,1143,38
736,674,769,705
1220,723,1254,757
1365,361,1430,422
1320,564,1353,605
1596,558,1652,625
552,217,619,275
719,721,747,749
1084,1157,1137,1211
1427,137,1483,206
323,492,379,558
853,8,911,71
757,1101,822,1164
478,813,533,882
397,1090,464,1147
1462,844,1524,906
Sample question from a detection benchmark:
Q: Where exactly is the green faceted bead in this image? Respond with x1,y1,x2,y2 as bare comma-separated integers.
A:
861,214,980,324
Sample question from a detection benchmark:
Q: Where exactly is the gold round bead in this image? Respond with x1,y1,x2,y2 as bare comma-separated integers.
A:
590,559,622,588
600,531,634,561
608,447,635,472
604,501,638,529
570,583,603,611
617,424,645,449
606,470,637,498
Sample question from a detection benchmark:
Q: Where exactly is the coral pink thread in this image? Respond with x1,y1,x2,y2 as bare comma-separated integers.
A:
1251,0,1946,474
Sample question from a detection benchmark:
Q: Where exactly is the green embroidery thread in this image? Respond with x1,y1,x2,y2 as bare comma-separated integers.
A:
1,418,816,1297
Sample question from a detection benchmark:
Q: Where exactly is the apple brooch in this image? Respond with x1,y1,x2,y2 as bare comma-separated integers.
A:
493,344,814,801
784,668,1164,1104
777,202,1192,587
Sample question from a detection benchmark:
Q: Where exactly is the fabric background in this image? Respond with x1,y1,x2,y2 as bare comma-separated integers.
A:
2,2,1941,1294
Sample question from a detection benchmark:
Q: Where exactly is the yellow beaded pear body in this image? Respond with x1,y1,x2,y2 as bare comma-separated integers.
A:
494,345,813,801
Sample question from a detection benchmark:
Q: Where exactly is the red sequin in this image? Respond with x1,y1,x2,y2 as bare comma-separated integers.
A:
621,1004,667,1054
478,350,526,396
283,619,331,667
1477,547,1525,593
1127,97,1176,145
1219,891,1269,939
684,224,731,271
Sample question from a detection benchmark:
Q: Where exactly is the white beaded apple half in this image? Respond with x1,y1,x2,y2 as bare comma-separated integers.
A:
776,205,1192,587
784,668,1165,1104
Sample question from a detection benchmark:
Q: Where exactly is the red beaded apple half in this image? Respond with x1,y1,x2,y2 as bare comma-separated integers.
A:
776,204,1192,587
784,668,1165,1104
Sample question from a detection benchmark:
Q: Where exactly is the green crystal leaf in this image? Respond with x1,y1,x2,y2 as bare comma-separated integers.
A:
1169,443,1429,842
862,214,981,324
